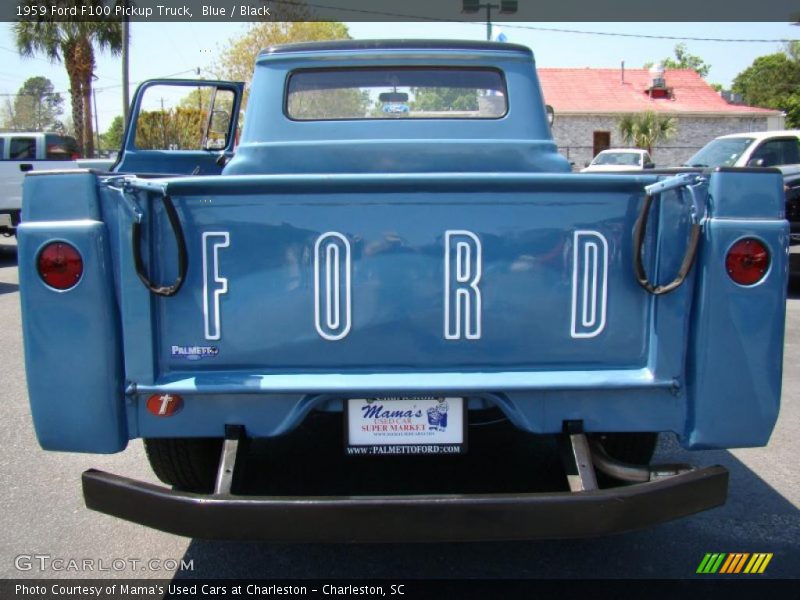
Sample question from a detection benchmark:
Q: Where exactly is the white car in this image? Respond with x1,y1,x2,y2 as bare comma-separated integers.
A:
685,130,800,168
581,149,654,172
0,132,115,235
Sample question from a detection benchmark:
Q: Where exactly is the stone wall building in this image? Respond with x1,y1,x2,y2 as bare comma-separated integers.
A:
538,67,785,169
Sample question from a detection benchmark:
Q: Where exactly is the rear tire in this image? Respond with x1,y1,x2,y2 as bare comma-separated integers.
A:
144,438,223,493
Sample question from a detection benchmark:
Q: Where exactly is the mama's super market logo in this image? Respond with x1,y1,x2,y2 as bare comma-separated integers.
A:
696,553,773,574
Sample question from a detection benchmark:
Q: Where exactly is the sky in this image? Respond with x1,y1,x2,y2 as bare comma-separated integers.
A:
0,21,798,134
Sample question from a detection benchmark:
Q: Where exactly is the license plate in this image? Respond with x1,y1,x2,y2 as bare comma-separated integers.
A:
345,397,466,456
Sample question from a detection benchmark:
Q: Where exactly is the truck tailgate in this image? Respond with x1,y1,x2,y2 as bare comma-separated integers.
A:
111,173,696,387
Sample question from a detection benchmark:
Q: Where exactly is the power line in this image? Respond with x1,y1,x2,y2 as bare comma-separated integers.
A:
0,92,64,97
270,0,800,43
0,45,56,63
500,23,800,43
0,69,199,97
93,69,198,91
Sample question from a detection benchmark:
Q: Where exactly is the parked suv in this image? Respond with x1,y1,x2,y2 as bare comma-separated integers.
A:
685,130,800,168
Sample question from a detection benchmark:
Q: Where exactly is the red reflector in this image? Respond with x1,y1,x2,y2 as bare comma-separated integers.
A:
726,238,770,286
146,394,184,417
37,242,83,290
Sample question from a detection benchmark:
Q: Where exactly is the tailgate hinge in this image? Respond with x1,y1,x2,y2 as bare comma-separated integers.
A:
104,176,143,224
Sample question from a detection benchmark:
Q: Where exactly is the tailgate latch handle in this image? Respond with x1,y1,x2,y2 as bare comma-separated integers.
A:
633,173,705,296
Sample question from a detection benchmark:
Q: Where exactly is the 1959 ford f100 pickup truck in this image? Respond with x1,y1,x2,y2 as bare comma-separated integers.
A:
18,40,788,541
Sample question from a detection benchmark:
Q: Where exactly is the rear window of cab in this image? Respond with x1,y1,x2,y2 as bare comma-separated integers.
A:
286,67,508,121
45,134,79,160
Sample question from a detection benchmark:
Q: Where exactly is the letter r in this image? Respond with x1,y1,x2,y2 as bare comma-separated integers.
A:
444,230,482,340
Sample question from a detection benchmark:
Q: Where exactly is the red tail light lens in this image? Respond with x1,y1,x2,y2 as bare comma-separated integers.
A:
726,238,769,286
37,242,83,290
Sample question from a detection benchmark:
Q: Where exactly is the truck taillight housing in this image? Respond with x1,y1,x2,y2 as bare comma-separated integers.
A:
726,238,769,286
37,242,83,290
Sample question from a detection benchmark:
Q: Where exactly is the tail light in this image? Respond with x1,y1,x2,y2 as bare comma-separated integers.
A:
37,242,83,290
726,238,770,286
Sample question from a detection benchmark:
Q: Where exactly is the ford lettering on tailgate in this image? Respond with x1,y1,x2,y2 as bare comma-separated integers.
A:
200,228,608,343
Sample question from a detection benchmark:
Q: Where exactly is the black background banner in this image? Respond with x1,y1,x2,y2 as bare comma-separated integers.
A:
4,0,800,23
2,579,798,600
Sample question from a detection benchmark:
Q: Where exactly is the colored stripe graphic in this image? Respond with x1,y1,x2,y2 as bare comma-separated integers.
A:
720,553,749,573
697,553,726,574
696,554,713,574
733,553,750,573
744,553,773,574
719,554,735,574
699,553,773,574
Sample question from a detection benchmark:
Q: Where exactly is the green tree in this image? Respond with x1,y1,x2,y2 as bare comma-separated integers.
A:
101,115,125,150
14,3,122,156
178,86,235,119
645,43,711,78
214,21,351,109
783,40,800,62
618,111,677,155
179,87,213,111
135,107,207,150
2,76,64,131
288,88,370,119
732,52,800,127
410,88,479,112
178,86,238,145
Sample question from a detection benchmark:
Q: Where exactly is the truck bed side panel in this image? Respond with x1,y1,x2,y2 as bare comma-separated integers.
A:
685,171,787,448
19,173,126,452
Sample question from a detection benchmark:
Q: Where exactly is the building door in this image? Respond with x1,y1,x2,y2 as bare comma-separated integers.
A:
593,131,611,157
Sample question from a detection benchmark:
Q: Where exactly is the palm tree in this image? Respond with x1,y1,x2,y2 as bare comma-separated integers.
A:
618,111,677,156
14,13,122,157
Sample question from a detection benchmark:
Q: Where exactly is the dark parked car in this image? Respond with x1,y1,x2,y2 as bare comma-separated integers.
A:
780,165,800,279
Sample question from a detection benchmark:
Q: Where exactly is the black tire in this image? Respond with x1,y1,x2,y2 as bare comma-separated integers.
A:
144,438,223,493
593,432,658,466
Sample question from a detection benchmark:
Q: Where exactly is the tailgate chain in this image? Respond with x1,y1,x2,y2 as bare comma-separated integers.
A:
633,173,705,295
132,193,188,297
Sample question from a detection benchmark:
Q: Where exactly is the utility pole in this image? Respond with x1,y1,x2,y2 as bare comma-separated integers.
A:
160,96,166,149
462,0,517,41
122,10,130,129
93,87,100,154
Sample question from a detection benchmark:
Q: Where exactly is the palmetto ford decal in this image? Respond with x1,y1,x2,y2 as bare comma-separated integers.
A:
200,229,608,342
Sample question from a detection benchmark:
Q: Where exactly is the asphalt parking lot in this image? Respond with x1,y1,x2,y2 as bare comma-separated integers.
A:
0,237,797,580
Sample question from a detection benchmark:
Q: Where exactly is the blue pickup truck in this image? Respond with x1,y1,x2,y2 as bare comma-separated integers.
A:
18,40,788,541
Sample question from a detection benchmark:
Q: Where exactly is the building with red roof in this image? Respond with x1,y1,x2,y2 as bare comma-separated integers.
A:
538,67,785,168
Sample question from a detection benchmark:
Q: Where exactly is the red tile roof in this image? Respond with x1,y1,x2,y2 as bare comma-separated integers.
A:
538,68,779,115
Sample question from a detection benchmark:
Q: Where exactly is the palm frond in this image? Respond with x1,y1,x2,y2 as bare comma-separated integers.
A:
617,111,677,154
